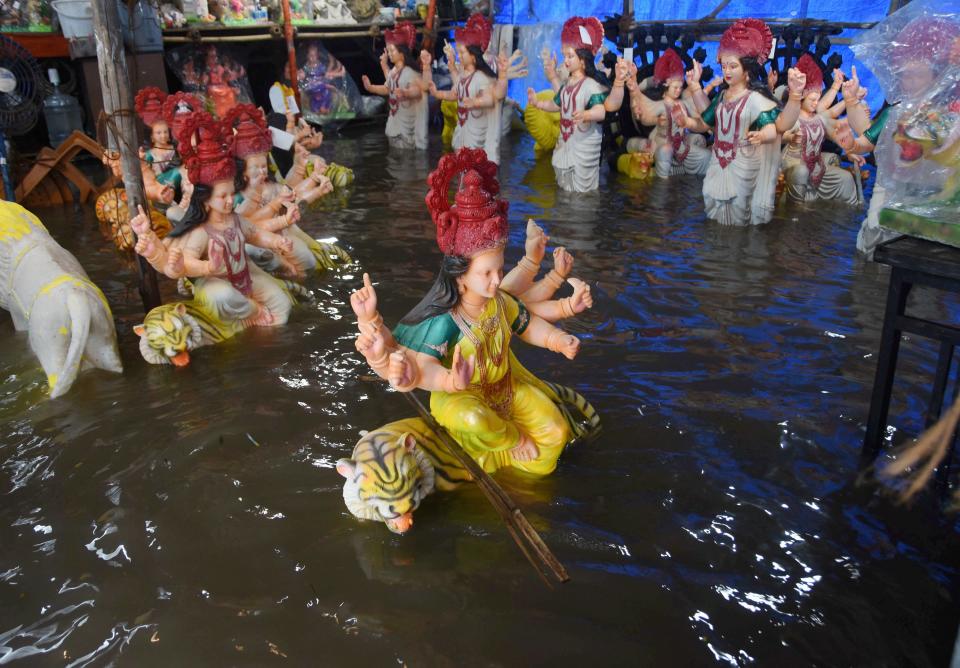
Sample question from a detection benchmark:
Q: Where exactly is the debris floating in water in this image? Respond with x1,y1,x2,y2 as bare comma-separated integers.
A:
246,433,261,447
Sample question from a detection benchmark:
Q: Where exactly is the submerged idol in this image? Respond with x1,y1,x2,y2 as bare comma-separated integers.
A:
340,148,600,533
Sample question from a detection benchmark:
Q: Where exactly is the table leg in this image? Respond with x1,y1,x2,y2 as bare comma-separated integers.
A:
863,268,913,460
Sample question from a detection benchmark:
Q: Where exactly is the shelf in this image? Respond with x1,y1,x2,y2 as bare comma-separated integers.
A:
4,31,69,58
161,17,452,43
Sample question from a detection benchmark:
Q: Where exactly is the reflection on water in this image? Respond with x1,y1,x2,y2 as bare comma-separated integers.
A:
1,131,959,666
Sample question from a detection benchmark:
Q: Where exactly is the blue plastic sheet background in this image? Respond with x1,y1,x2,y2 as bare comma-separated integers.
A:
494,0,891,23
490,1,890,113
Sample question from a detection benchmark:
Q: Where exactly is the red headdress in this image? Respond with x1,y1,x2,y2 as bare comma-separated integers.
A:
135,87,167,127
561,16,604,56
718,18,775,64
177,111,236,187
794,53,823,94
425,148,507,258
653,49,685,84
454,13,492,51
385,21,417,50
222,104,272,160
162,92,204,145
891,17,960,68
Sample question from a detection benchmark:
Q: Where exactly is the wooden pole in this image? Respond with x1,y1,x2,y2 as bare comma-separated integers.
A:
89,0,161,312
281,0,300,106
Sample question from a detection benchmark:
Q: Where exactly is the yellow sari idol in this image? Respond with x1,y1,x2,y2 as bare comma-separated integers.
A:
395,290,574,475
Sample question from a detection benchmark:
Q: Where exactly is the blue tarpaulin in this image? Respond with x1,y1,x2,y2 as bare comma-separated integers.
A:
483,1,894,113
494,0,892,24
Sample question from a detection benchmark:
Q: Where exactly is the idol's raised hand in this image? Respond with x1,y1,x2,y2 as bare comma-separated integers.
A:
786,67,806,96
685,59,703,88
350,272,378,322
525,219,548,264
567,278,593,314
447,344,475,391
841,65,860,101
553,247,574,278
355,327,387,363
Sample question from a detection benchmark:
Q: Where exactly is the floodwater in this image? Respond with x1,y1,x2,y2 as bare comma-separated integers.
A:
2,130,960,666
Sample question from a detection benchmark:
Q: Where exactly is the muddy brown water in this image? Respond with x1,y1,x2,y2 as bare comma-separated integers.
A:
2,131,959,666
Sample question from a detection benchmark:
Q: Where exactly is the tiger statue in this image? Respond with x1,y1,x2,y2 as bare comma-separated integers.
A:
94,188,171,253
523,89,561,155
337,383,600,534
440,99,458,147
336,417,472,534
616,151,655,180
133,279,313,366
319,162,355,189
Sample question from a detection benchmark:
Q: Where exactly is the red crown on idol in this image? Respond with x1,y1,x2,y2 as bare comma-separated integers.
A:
177,111,236,187
561,16,604,56
794,53,823,94
134,87,167,127
385,21,417,50
162,92,204,145
718,18,774,64
426,148,508,258
653,49,685,84
891,17,960,68
454,13,492,51
222,104,272,160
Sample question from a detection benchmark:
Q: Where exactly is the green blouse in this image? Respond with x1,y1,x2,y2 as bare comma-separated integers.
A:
393,292,531,362
863,105,891,147
553,91,608,110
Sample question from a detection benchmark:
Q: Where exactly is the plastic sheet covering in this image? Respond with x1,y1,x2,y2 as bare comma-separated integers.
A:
165,45,255,120
507,23,619,108
296,41,363,126
851,0,960,242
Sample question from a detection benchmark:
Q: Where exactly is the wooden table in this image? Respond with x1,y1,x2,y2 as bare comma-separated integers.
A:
863,235,960,483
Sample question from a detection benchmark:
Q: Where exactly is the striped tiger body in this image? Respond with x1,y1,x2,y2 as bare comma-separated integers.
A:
523,89,561,153
135,277,313,366
541,380,602,442
320,162,355,189
133,300,242,366
337,417,472,534
296,231,353,272
338,381,601,534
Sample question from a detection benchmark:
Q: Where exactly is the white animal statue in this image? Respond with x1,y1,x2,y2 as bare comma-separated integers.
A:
308,0,357,24
0,202,122,398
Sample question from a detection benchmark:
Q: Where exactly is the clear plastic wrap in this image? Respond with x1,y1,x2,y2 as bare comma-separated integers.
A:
296,40,362,126
165,44,255,120
851,0,960,244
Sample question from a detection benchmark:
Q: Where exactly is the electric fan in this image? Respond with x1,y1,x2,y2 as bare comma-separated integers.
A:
0,34,45,200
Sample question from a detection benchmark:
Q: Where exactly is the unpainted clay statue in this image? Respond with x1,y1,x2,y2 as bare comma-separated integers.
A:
0,202,122,397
